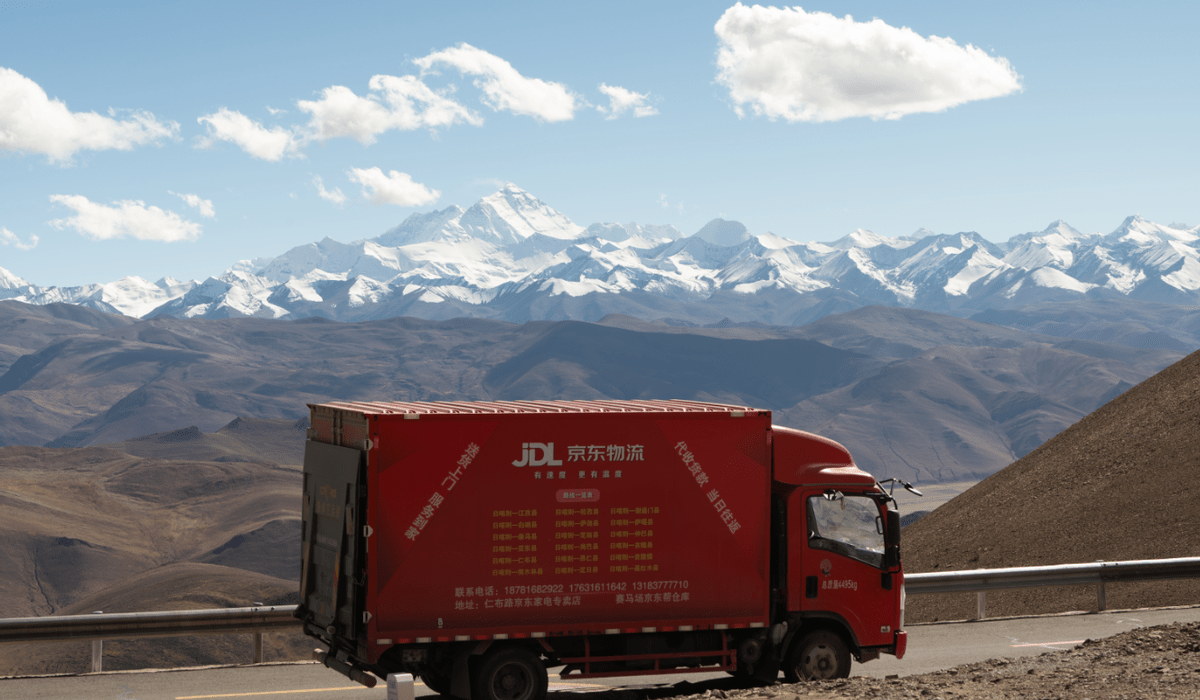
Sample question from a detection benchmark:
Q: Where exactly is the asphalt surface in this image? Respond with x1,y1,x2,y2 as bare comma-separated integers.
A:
3,606,1199,700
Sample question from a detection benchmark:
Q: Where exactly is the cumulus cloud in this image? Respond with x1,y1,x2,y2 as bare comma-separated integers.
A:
714,4,1022,122
0,227,38,250
169,191,215,218
414,43,578,122
597,84,658,119
48,195,201,242
313,176,347,206
0,67,178,162
196,108,303,161
297,74,481,144
347,167,440,207
195,46,582,160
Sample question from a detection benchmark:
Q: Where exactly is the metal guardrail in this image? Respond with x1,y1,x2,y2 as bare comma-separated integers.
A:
2,556,1198,674
906,556,1200,620
0,605,299,672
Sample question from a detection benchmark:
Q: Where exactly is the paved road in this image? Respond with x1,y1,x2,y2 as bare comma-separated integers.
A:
4,606,1198,700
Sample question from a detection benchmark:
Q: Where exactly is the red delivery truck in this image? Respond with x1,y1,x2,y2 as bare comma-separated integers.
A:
296,399,909,698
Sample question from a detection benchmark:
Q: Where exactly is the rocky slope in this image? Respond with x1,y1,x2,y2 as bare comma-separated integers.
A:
904,345,1200,620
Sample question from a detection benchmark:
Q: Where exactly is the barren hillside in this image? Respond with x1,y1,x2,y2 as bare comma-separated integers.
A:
0,445,300,619
904,347,1200,620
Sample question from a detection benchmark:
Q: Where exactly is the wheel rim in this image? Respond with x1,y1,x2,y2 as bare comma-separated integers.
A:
490,661,533,700
801,642,840,679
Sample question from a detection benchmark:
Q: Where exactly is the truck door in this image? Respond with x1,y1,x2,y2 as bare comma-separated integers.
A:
795,492,896,649
300,440,366,642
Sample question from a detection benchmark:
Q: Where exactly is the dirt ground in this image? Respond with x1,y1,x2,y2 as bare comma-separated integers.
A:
566,622,1200,700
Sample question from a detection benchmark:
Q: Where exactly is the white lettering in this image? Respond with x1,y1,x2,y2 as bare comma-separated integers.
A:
513,442,563,467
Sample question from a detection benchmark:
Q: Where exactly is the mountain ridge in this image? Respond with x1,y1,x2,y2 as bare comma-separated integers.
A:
0,300,1181,486
3,185,1198,329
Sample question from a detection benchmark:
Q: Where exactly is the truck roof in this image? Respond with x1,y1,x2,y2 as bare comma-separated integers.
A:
308,398,765,417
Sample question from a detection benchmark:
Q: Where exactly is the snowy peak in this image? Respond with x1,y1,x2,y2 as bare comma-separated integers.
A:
1107,214,1199,246
460,183,583,243
584,222,684,245
5,193,1200,325
693,219,750,246
374,205,466,247
1039,219,1086,240
0,265,30,290
824,228,914,251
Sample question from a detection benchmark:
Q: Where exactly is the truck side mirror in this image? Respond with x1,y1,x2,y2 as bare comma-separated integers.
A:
883,509,901,569
886,509,901,547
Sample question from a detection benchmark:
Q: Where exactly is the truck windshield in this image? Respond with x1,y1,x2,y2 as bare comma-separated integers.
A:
807,495,885,569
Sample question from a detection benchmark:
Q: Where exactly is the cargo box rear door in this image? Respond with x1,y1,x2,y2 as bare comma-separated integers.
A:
300,440,365,641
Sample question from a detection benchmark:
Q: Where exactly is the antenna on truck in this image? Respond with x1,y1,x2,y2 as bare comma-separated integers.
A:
876,477,923,499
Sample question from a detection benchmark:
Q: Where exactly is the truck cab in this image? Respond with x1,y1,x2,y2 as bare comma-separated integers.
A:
771,427,907,680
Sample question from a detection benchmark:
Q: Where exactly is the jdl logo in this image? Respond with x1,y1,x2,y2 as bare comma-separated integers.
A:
512,442,563,467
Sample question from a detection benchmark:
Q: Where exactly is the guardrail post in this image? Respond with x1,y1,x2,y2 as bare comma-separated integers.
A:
1097,582,1107,611
254,631,264,664
91,611,103,673
975,591,986,620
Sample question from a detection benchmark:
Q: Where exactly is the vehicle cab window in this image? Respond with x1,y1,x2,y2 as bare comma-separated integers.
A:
806,494,885,569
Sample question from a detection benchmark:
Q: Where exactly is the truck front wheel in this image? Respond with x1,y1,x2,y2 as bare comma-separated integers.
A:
784,630,851,681
472,646,548,700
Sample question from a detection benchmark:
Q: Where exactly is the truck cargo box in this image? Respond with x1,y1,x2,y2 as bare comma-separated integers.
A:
303,399,773,654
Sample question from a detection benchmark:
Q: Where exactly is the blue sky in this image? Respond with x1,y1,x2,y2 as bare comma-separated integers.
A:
2,1,1198,287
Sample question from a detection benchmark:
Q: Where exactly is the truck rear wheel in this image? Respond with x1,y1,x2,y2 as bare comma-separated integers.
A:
784,630,850,681
472,646,547,700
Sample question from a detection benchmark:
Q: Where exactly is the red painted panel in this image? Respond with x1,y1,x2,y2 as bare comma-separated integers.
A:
350,403,772,650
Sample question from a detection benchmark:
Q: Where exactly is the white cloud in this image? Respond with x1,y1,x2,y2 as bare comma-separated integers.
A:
714,4,1022,122
313,176,347,206
48,195,201,242
0,227,38,250
597,84,658,119
266,105,287,116
0,67,178,162
347,167,440,207
169,191,215,218
414,43,578,122
196,108,303,161
297,75,481,144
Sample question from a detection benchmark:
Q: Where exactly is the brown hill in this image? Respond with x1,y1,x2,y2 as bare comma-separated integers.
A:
0,562,311,676
108,416,308,467
904,346,1200,621
0,446,300,619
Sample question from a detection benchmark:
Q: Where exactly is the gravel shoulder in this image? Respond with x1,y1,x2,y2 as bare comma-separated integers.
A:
549,622,1200,700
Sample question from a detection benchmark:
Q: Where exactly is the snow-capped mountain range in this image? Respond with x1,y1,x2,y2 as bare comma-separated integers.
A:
3,184,1198,324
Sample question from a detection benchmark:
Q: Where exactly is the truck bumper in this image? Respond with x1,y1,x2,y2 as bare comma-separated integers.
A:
893,630,908,660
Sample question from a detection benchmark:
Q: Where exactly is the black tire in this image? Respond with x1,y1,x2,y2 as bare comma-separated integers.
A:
784,630,851,681
420,670,453,696
471,646,548,700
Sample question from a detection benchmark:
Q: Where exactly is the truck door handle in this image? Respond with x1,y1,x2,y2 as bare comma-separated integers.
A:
805,576,818,598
